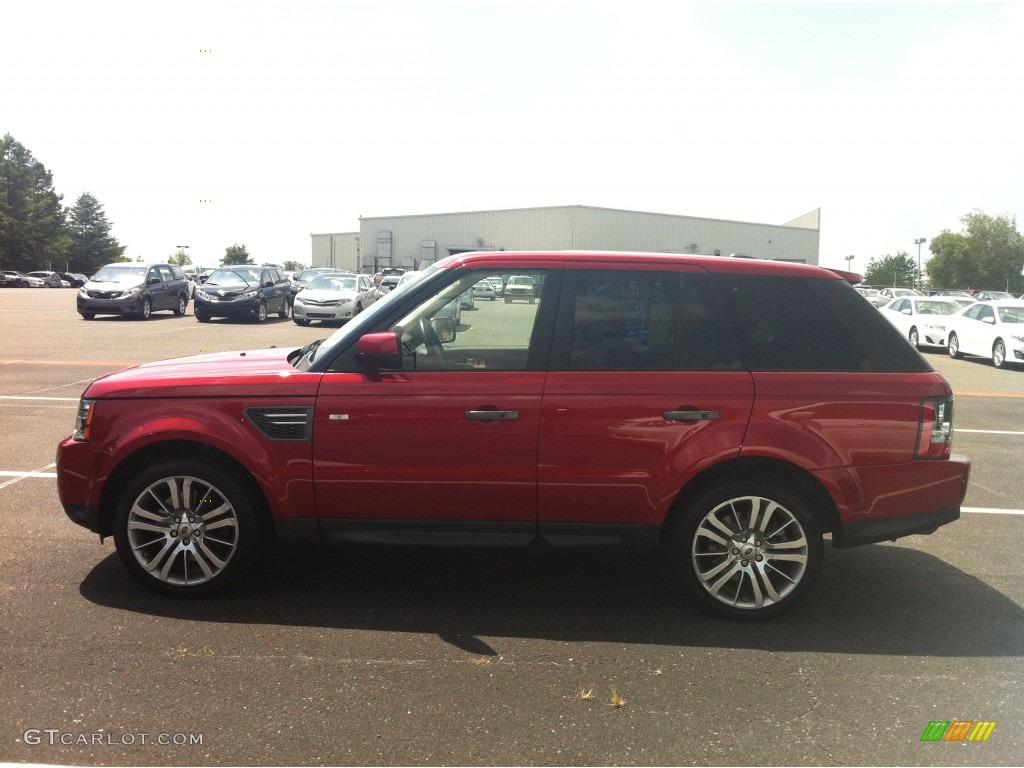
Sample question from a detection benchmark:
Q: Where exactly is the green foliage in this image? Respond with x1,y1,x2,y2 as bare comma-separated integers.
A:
0,134,68,271
169,249,192,267
926,211,1024,292
66,192,126,273
222,244,253,265
283,260,305,272
862,251,917,288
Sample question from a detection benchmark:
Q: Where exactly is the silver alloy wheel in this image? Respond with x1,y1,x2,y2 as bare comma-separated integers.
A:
126,474,240,586
948,333,960,358
993,340,1006,368
909,328,919,348
691,494,810,611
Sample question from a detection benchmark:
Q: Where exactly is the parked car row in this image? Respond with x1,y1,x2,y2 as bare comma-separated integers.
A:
876,291,1024,369
2,270,89,288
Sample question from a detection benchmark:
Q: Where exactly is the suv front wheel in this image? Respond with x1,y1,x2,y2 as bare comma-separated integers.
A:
672,480,823,619
112,459,265,596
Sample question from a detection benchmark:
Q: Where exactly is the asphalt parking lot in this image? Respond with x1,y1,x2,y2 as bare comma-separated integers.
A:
1,288,1022,766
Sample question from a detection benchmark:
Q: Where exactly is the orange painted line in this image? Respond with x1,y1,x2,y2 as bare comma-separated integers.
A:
954,391,1024,398
0,359,139,367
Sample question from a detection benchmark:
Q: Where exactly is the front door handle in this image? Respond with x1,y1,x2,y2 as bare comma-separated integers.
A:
465,410,520,421
664,410,720,422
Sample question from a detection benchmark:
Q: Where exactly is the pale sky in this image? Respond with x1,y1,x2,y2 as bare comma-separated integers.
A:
4,1,1022,273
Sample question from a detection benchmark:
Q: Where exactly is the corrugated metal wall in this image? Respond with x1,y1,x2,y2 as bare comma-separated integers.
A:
309,232,360,272
311,206,820,270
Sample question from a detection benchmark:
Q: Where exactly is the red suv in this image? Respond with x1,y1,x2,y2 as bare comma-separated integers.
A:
57,251,970,618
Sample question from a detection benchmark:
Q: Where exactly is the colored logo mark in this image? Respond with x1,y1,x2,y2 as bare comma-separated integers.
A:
920,720,997,742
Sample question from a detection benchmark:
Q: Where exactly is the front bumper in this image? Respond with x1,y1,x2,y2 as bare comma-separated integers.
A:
77,295,144,315
194,295,261,318
293,301,356,322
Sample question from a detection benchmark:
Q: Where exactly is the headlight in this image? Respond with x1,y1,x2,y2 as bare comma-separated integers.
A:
1011,334,1024,343
241,290,257,300
78,288,88,298
195,289,208,299
73,399,96,441
118,286,142,298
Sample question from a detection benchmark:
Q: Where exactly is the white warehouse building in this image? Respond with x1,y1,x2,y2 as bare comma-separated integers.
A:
310,205,821,273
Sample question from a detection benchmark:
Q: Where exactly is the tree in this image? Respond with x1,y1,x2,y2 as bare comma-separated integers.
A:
66,192,126,273
223,244,253,265
926,211,1024,292
0,134,68,271
862,251,917,288
283,260,305,272
169,249,192,267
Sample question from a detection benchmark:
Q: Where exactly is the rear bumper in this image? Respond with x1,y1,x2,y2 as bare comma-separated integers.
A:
833,506,960,548
826,453,970,548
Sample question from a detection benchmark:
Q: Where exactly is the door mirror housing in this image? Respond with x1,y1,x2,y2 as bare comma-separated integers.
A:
356,332,403,370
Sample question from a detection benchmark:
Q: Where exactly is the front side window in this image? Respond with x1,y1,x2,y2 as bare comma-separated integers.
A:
388,270,548,371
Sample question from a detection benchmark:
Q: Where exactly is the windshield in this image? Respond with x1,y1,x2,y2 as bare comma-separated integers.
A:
91,265,147,282
307,275,358,291
997,305,1024,323
915,301,960,316
206,268,260,287
298,269,331,282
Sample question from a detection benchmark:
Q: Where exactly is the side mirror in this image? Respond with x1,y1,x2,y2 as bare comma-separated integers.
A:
982,316,996,325
356,332,403,370
432,316,456,343
901,308,912,315
148,276,160,285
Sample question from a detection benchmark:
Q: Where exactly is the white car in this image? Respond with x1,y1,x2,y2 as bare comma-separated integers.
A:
292,273,378,325
877,287,924,302
471,281,496,300
879,297,964,349
947,300,1024,369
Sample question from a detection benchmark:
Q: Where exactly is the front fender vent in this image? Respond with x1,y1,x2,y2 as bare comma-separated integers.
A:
245,407,314,442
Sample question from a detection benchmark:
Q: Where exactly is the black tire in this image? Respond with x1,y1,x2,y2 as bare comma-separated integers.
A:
278,300,289,319
671,480,823,620
173,294,187,316
80,312,95,320
195,310,210,323
948,332,962,359
140,297,152,320
993,339,1007,369
112,458,266,596
293,317,311,326
909,327,919,349
255,301,268,323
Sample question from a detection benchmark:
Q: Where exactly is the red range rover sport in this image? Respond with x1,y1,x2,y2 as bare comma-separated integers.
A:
57,251,970,618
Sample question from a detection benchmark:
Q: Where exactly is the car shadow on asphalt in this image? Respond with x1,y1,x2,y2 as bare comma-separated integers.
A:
79,542,1024,658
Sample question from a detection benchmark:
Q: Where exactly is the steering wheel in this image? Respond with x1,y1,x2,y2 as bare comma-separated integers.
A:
417,316,448,369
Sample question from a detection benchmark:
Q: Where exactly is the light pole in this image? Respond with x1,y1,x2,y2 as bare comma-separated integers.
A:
845,254,855,272
914,238,927,289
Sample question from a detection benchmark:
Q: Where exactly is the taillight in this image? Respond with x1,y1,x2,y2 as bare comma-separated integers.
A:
73,399,96,442
916,397,953,459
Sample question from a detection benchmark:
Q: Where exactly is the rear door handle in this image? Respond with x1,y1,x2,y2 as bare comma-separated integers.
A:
465,410,520,421
664,410,720,422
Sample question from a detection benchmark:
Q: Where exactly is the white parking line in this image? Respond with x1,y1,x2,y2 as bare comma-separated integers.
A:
962,507,1024,516
0,463,57,490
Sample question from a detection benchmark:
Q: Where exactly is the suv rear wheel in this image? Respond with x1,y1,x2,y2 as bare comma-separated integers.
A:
672,480,822,619
112,459,265,596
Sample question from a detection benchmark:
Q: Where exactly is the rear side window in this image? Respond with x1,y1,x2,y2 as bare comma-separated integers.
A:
563,269,742,371
712,273,930,372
